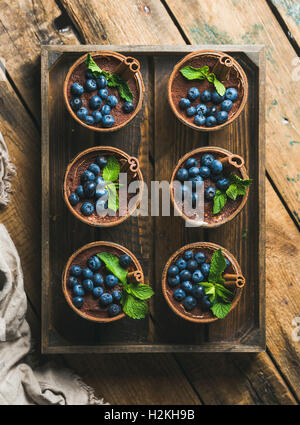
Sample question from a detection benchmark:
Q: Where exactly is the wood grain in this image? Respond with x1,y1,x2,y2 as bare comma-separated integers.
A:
270,0,300,43
165,0,300,226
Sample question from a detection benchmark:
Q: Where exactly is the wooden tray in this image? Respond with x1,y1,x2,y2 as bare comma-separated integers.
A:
41,45,265,353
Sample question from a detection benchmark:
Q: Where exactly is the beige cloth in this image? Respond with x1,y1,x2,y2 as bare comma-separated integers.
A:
0,132,16,207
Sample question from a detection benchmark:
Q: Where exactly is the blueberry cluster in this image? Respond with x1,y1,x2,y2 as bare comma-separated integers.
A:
168,250,230,312
179,87,238,127
176,153,229,205
68,253,132,317
68,155,110,216
70,71,135,128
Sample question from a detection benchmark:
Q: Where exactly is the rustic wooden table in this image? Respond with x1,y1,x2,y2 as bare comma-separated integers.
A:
0,0,299,405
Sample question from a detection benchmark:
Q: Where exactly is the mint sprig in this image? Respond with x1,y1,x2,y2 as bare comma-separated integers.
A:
101,156,120,213
213,173,253,215
194,249,234,319
180,65,226,96
97,252,154,319
86,53,134,102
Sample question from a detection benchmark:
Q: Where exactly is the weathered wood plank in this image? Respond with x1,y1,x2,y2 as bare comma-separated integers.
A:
165,0,300,226
270,0,300,44
0,0,79,118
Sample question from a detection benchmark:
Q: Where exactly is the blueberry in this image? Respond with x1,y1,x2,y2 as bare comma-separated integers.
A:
196,104,208,115
82,267,93,279
89,95,102,110
72,296,84,308
194,114,206,126
75,185,85,199
189,175,203,191
76,107,88,120
187,259,198,271
205,186,216,201
95,176,106,189
217,178,230,191
85,70,94,79
201,263,210,277
192,270,204,283
88,163,101,176
201,153,215,168
85,79,97,92
71,82,84,96
123,102,134,113
210,160,223,175
96,156,107,168
102,115,115,128
73,285,85,297
81,201,94,216
67,276,78,288
181,185,192,200
183,296,197,311
96,199,108,215
69,193,79,206
93,108,104,123
199,166,210,179
168,265,179,276
195,252,206,264
225,258,230,269
173,288,186,302
187,87,200,101
216,111,228,124
201,295,213,310
81,170,95,183
200,90,211,103
93,273,104,286
93,286,104,298
107,95,118,108
96,76,108,89
105,274,119,288
82,279,94,292
98,88,108,99
179,269,192,282
211,173,223,183
87,255,101,271
95,188,108,200
186,106,196,117
188,166,200,178
101,104,111,115
175,257,187,271
207,106,218,117
112,289,122,302
185,158,198,169
211,90,225,104
221,99,233,112
179,98,191,110
84,181,96,198
183,250,194,261
70,265,82,277
176,168,189,182
119,254,132,268
168,275,180,287
100,293,113,306
70,97,82,111
192,285,205,299
205,116,217,127
108,303,121,317
225,87,238,101
181,281,193,294
84,115,95,125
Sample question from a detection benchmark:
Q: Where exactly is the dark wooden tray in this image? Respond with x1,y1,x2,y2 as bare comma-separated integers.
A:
41,45,265,353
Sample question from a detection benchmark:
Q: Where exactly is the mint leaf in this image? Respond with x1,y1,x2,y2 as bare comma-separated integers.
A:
86,53,110,79
213,190,227,215
106,183,119,212
213,76,226,96
205,285,216,303
211,302,231,319
121,293,148,319
97,252,127,284
215,283,234,301
108,73,133,102
198,281,213,288
179,65,209,80
126,283,154,300
226,184,238,200
230,173,253,187
208,249,226,284
102,156,120,182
